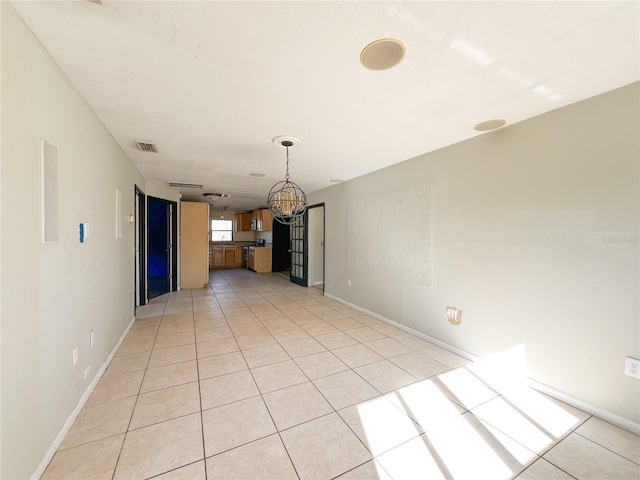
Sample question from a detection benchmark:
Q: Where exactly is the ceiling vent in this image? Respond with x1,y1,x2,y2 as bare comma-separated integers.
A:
204,193,230,199
167,182,203,189
135,141,158,153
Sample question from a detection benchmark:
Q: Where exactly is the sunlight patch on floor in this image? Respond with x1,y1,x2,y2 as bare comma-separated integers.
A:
356,343,584,479
352,396,424,455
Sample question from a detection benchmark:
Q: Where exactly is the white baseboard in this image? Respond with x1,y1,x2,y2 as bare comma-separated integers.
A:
529,380,640,436
312,281,324,286
30,317,136,480
324,292,479,362
324,292,640,436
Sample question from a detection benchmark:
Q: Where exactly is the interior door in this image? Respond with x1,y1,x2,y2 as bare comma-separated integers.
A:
290,213,307,286
147,197,170,299
135,186,146,306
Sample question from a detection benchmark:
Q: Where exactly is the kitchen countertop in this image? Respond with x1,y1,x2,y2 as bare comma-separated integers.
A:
209,242,272,248
209,242,257,246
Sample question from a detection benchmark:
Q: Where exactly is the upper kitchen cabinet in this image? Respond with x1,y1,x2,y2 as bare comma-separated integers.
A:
252,208,272,232
234,212,252,232
180,201,209,289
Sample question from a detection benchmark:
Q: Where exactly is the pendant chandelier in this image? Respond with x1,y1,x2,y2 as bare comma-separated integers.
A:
267,136,307,225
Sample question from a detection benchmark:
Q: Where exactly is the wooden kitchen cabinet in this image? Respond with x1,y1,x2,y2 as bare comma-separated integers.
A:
259,209,272,231
211,246,223,268
248,247,272,273
234,213,252,232
224,246,236,266
180,202,209,289
251,209,272,232
210,245,244,269
235,246,244,267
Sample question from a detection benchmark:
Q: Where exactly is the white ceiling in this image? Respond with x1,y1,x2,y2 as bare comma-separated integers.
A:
12,1,639,211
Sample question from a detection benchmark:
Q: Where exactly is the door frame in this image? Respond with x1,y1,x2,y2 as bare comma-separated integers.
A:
147,196,179,294
306,203,325,291
135,185,146,306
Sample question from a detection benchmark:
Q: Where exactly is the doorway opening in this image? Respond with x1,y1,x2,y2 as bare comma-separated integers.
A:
306,204,325,292
134,186,146,306
272,217,291,274
147,196,178,299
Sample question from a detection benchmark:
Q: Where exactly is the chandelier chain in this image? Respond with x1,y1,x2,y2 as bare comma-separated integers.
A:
285,146,290,182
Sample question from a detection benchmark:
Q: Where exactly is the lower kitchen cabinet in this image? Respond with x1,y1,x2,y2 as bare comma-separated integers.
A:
224,247,236,266
211,246,224,268
210,245,250,269
248,247,272,273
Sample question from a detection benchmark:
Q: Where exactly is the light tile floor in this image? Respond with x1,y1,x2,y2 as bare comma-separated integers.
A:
42,270,640,480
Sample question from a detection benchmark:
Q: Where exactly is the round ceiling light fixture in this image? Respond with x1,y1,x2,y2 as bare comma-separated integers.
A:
360,38,406,71
474,119,507,132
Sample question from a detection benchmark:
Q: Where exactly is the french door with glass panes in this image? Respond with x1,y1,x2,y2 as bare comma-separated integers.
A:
289,213,307,286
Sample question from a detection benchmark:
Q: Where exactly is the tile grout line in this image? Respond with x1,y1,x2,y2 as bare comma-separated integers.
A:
109,293,169,480
234,326,303,480
573,425,640,467
68,269,627,480
224,279,406,479
189,290,210,480
207,275,305,477
536,432,584,479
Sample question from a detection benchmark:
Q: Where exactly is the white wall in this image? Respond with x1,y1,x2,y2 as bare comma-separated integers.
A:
146,180,180,203
1,4,145,478
307,83,639,424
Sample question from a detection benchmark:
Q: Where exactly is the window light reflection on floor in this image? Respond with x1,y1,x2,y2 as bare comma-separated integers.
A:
354,343,582,479
352,396,424,456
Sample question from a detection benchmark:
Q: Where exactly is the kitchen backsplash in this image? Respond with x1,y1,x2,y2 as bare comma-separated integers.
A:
257,231,272,244
234,231,256,242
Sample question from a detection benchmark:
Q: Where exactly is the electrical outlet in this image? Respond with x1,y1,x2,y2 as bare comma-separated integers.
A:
347,279,352,287
72,347,78,366
624,356,640,379
84,365,91,380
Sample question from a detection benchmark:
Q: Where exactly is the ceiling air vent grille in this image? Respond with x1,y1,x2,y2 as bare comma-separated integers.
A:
167,182,204,189
135,141,158,153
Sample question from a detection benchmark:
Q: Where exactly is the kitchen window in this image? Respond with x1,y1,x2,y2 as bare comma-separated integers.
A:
211,219,233,241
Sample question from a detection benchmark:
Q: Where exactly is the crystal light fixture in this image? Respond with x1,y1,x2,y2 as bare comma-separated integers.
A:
267,136,307,225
